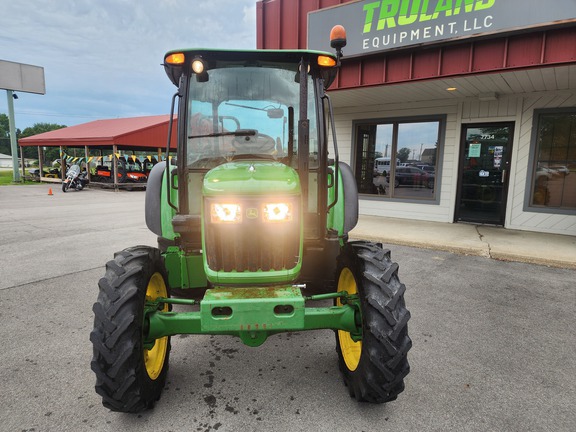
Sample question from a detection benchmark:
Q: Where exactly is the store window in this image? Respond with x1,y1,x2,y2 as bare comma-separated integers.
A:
353,117,443,200
530,110,576,210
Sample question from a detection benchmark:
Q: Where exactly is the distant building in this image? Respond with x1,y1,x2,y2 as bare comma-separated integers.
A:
0,153,13,168
0,152,36,168
421,149,436,165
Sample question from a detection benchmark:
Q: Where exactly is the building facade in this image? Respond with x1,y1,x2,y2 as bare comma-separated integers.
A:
257,0,576,235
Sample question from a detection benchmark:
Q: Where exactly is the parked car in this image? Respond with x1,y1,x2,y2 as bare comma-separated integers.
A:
416,164,435,174
394,166,435,189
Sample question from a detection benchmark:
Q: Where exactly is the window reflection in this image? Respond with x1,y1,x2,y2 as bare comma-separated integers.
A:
531,111,576,209
354,118,441,200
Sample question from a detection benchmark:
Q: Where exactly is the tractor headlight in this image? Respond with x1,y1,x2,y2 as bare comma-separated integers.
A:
211,203,242,223
263,202,293,223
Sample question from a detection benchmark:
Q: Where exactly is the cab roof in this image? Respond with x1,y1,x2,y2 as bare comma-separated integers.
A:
163,48,337,87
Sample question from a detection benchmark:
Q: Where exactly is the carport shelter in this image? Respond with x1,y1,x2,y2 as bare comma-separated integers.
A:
18,115,177,186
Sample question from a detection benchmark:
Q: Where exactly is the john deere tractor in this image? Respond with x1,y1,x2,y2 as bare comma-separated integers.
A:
90,26,411,413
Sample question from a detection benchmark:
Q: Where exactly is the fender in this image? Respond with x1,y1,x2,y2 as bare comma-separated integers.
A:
145,162,177,240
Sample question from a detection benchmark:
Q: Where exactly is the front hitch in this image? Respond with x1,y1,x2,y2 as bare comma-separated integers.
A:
142,288,363,347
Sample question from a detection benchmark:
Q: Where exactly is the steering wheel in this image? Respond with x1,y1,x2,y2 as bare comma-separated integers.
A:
231,133,276,155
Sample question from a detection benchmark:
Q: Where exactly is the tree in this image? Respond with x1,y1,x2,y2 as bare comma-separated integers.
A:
397,147,411,163
19,122,67,160
0,113,22,155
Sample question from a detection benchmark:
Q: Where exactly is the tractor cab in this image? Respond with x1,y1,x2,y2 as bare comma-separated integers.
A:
158,44,354,289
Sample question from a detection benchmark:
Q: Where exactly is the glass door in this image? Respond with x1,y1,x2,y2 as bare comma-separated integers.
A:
455,123,514,225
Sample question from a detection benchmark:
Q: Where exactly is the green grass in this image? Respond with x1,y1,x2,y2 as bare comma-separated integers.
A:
0,169,38,185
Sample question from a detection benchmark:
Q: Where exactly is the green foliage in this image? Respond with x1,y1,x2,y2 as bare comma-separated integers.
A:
20,123,68,159
397,147,411,163
0,137,10,156
20,122,67,139
0,114,67,159
0,113,10,138
0,114,20,155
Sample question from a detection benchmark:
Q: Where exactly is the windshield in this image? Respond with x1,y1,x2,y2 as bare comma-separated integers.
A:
186,64,318,169
125,158,143,172
68,165,81,175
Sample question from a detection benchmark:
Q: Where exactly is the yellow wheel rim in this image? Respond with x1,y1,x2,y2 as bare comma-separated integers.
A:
337,267,362,371
144,272,169,380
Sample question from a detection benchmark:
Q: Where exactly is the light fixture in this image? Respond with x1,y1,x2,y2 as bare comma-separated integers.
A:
191,58,205,74
263,202,293,223
165,52,185,65
191,57,209,82
211,203,242,223
446,87,457,92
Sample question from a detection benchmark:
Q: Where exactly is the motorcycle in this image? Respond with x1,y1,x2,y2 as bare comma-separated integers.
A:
62,164,89,192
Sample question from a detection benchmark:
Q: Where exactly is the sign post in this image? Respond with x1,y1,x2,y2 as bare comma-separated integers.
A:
5,90,20,181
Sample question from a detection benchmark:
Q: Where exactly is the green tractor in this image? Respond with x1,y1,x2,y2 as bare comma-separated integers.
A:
90,26,411,413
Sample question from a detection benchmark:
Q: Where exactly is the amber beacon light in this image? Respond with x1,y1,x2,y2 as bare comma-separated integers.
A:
330,25,347,65
330,25,347,50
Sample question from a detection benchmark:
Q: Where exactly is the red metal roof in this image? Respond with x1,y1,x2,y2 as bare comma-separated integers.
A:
19,115,177,149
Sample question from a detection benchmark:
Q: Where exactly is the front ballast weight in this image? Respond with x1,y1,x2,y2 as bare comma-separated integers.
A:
90,242,411,412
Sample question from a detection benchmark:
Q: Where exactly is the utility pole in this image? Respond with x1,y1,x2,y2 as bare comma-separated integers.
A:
6,90,20,182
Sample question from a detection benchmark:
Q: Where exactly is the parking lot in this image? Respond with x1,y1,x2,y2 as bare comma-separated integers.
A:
1,184,575,432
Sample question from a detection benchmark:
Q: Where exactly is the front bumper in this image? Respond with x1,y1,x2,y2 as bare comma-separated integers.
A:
144,286,361,347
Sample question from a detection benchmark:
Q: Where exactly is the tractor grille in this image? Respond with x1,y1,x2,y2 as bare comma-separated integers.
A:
204,198,300,273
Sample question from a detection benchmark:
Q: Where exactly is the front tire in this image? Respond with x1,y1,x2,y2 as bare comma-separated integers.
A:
90,246,171,412
62,182,70,192
335,241,411,403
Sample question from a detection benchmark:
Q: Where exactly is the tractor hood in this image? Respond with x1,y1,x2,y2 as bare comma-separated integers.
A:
202,161,300,196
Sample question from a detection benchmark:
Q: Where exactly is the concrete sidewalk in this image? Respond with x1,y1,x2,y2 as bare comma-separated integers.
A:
350,215,576,269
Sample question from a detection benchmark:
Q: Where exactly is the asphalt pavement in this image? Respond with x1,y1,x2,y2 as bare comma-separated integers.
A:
0,184,575,432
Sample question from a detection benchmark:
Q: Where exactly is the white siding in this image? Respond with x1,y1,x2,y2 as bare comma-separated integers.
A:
335,92,576,235
507,91,576,235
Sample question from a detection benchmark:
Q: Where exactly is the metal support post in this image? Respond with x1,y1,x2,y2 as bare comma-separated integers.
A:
6,90,20,182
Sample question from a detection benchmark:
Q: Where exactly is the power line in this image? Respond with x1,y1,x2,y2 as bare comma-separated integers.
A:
9,110,106,119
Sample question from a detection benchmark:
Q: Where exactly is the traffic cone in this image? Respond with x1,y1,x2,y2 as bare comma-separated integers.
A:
48,187,53,196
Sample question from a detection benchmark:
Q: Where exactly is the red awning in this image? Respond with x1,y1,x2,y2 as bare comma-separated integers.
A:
18,115,177,149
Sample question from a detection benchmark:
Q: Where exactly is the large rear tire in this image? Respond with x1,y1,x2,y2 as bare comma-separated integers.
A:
335,241,411,403
90,246,171,412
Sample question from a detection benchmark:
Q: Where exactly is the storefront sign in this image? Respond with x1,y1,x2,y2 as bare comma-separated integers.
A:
308,0,576,57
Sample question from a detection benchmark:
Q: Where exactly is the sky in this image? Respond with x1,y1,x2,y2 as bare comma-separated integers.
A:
0,0,258,131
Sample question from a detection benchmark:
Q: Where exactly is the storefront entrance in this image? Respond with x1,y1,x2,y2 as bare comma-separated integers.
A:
455,123,514,225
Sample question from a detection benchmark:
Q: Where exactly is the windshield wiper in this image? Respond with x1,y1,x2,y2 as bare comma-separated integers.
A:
188,129,256,139
225,103,284,119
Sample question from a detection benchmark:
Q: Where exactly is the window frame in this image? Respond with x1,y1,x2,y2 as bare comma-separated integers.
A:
524,108,576,215
351,115,446,204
